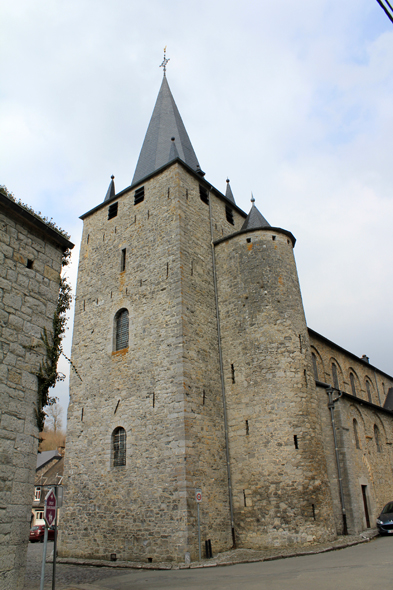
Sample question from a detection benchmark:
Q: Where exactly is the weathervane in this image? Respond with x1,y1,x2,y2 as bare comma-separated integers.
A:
160,46,170,76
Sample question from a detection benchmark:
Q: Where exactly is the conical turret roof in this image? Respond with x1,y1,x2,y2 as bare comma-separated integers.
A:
132,76,201,186
242,196,270,230
104,175,115,202
225,179,236,204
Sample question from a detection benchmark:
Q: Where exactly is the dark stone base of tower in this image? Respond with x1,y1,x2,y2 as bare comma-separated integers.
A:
58,75,393,563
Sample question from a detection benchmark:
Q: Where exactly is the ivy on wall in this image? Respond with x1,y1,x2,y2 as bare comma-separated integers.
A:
36,251,72,431
1,184,76,430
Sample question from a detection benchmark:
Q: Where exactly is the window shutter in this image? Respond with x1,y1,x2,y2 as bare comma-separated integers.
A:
116,310,129,350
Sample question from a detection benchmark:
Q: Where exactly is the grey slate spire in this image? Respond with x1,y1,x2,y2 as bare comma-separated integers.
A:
225,178,235,204
241,194,270,230
132,77,201,186
104,175,115,202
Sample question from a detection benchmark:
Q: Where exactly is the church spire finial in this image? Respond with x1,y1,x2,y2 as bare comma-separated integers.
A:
159,46,170,77
251,192,255,204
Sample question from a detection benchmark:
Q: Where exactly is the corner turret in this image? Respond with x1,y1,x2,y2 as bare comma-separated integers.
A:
241,194,270,229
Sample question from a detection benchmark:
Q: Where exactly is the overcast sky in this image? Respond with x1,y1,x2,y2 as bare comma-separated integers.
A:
2,0,393,421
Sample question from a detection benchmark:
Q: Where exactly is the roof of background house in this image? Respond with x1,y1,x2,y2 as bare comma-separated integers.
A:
36,450,61,470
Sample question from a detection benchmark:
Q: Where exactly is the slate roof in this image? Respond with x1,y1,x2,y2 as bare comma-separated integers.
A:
131,76,201,187
225,179,236,204
104,175,115,202
35,456,64,487
241,202,270,230
36,450,61,470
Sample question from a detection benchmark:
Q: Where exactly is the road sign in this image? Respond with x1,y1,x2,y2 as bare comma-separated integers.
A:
44,488,57,527
195,489,202,503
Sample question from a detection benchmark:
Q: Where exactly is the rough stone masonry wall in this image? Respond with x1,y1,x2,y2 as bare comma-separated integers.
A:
312,331,393,535
177,167,245,558
215,228,337,549
338,398,393,530
317,386,393,534
0,205,65,590
309,332,393,407
60,165,196,563
311,332,393,533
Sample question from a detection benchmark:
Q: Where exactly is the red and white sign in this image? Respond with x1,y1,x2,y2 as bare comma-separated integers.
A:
195,489,202,503
44,488,57,527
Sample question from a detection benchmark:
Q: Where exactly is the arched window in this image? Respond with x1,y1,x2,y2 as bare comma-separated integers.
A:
353,419,360,449
350,373,357,397
374,424,382,453
332,362,339,390
115,309,129,351
366,380,372,403
311,353,319,381
112,427,126,466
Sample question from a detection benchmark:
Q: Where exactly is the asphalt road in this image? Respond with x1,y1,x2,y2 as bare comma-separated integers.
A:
25,536,393,590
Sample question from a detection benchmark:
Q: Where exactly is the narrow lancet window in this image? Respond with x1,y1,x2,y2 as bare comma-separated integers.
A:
366,380,372,403
311,353,318,381
350,373,356,397
121,249,126,272
332,363,339,389
115,309,129,351
374,424,382,452
112,427,126,466
353,419,360,449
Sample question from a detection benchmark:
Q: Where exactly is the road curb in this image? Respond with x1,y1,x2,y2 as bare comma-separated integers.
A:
52,530,379,572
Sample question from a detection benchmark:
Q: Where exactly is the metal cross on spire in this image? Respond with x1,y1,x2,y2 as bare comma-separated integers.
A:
159,46,170,77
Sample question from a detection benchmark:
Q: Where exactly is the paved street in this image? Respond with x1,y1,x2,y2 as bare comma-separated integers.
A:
25,536,393,590
24,542,125,589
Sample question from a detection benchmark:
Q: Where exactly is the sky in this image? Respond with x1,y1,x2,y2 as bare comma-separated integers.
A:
1,0,393,424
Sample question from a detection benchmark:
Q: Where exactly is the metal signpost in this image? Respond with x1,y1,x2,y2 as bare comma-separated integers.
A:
40,488,57,590
195,488,202,561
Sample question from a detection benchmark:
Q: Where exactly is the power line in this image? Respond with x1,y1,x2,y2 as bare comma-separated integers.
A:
375,0,393,24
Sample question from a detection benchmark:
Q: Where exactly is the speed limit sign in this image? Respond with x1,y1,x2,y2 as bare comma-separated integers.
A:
195,488,202,503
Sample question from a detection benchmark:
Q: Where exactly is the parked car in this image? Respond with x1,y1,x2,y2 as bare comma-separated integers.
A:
376,502,393,535
29,524,55,542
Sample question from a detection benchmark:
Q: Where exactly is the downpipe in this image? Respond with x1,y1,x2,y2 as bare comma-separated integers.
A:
208,189,236,548
327,387,348,535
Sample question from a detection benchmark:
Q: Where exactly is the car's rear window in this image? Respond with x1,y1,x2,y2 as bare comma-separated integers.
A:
31,526,42,531
382,503,393,514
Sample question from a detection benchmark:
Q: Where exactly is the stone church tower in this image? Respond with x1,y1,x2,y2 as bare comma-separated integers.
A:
59,72,336,563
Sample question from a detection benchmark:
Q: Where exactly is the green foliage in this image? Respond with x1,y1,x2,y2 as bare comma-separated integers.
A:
36,252,72,431
0,184,71,240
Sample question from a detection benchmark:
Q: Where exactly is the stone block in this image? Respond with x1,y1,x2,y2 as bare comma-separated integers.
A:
44,265,60,283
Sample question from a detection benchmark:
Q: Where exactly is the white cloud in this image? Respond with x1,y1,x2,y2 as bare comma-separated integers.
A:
1,0,392,418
